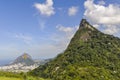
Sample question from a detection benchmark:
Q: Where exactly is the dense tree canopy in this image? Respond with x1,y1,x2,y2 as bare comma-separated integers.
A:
30,19,120,80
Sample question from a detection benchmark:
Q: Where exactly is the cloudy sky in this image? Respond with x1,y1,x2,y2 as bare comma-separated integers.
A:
0,0,120,61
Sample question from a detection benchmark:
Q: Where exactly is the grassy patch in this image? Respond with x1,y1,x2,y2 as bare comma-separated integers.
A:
0,76,46,80
0,76,21,80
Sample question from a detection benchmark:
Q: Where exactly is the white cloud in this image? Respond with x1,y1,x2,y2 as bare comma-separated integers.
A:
103,25,120,35
84,0,120,35
68,6,78,16
84,0,120,25
15,33,33,44
93,24,100,28
98,0,105,5
34,0,55,17
56,24,75,33
56,25,78,39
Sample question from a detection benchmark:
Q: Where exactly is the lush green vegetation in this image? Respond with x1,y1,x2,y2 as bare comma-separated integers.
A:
0,71,46,80
0,77,21,80
0,76,45,80
30,19,120,80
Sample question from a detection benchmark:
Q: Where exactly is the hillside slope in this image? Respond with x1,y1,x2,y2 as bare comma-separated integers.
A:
30,19,120,80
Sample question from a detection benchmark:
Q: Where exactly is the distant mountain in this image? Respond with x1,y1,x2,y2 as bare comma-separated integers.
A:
0,53,51,72
11,53,35,66
30,19,120,80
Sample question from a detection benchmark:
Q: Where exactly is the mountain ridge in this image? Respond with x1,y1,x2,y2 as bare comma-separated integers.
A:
30,19,120,80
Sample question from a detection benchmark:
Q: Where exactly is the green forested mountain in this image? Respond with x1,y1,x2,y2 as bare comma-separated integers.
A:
30,19,120,80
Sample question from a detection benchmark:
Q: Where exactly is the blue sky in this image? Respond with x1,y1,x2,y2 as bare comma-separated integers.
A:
0,0,120,62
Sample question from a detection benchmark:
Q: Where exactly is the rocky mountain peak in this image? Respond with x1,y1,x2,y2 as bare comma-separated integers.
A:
21,53,32,59
79,19,95,31
11,53,34,65
68,19,97,44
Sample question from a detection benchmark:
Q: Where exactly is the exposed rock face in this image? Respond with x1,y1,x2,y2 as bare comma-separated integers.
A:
79,19,94,30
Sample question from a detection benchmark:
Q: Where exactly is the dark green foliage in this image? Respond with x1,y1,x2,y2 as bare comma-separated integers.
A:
30,19,120,80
